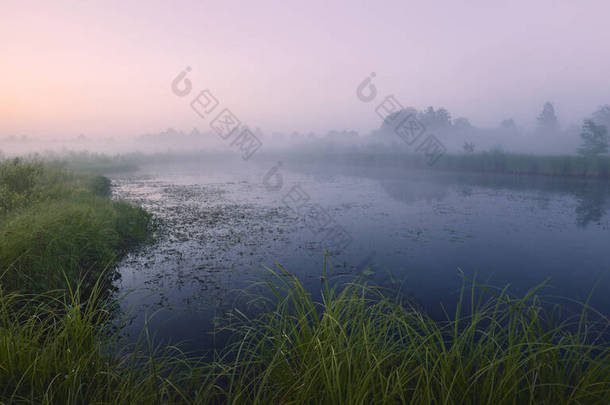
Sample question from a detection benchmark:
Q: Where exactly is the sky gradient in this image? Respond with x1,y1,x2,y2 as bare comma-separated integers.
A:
1,0,609,138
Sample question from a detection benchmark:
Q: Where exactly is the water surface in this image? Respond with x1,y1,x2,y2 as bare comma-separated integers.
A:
112,160,610,354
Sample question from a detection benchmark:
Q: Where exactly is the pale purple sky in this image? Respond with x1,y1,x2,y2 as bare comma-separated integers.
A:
1,0,609,138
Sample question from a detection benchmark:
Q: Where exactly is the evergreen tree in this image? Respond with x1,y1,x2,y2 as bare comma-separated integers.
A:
536,102,559,134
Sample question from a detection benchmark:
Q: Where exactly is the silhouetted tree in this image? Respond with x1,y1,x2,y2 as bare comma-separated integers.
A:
435,108,452,128
418,107,451,129
418,107,436,127
578,119,608,156
536,102,559,134
592,105,610,129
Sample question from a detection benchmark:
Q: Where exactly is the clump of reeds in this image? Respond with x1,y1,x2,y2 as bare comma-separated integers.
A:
2,267,609,404
200,267,610,404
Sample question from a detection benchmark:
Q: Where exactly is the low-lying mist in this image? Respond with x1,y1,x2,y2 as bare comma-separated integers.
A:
3,103,610,160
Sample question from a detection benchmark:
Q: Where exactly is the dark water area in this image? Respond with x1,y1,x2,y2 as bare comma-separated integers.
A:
111,160,610,355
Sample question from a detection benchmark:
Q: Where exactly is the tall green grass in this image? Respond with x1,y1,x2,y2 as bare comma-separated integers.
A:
0,279,200,405
0,158,150,294
202,268,610,404
2,268,609,404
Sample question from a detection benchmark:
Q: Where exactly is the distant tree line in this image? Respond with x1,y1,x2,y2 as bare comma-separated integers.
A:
134,101,610,157
373,101,610,157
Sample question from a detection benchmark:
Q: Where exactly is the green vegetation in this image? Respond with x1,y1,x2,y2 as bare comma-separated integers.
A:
47,151,139,174
327,150,610,179
435,151,610,178
204,270,610,404
0,283,196,404
1,268,609,404
579,120,609,157
0,158,150,293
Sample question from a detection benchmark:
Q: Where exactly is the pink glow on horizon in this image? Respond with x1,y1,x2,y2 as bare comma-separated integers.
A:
1,0,610,138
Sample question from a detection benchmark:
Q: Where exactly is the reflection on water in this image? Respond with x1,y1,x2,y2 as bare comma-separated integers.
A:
111,161,610,354
323,162,610,229
575,188,607,228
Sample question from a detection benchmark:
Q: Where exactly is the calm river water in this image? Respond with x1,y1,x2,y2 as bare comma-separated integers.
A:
111,159,610,354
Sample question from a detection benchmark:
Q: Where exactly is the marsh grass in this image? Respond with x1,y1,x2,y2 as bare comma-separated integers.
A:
2,267,609,404
199,267,610,404
0,158,150,293
435,151,610,179
327,150,610,179
0,277,203,404
46,151,138,174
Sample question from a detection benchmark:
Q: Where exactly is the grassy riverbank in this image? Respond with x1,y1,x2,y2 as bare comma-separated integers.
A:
0,158,150,294
291,149,610,179
436,151,610,178
23,148,610,180
48,151,139,174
